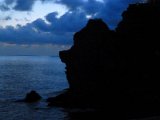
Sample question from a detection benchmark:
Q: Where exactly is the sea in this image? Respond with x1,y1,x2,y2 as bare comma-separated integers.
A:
0,56,69,120
0,56,159,120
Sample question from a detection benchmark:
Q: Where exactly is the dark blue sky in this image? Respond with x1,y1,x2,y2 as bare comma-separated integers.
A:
0,0,143,55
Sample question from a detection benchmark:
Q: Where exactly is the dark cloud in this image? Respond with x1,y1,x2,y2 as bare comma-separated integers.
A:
96,0,141,28
82,0,104,15
4,0,15,5
3,0,34,11
45,11,88,32
55,0,142,28
55,0,104,14
32,18,51,32
14,0,36,11
55,0,83,10
45,12,58,24
0,23,72,44
3,0,54,11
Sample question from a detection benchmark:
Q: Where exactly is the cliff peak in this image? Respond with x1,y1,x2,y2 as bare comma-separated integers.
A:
80,19,110,33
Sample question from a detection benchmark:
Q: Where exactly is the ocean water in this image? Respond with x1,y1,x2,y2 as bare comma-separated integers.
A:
0,56,159,120
0,56,69,120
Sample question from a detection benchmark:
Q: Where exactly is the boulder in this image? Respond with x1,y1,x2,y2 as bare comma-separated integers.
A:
24,90,42,103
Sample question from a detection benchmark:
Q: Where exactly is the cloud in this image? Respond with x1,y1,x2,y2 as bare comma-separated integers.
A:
55,0,142,28
4,16,12,20
0,24,72,44
14,0,36,11
0,7,89,45
55,0,84,10
0,0,144,45
1,0,35,11
2,0,56,11
0,4,10,11
55,0,104,14
0,16,12,21
32,18,51,32
4,0,15,4
45,10,88,32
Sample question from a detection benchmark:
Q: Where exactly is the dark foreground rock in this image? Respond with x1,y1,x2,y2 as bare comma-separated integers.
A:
48,1,160,119
24,90,42,103
17,90,42,103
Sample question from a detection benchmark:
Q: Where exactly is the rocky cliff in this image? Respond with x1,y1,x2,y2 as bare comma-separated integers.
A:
60,19,115,93
48,1,160,119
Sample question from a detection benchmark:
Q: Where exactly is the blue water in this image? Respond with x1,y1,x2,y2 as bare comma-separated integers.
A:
0,56,69,120
0,56,158,120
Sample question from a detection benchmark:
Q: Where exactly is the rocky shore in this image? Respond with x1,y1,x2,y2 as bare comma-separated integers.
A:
47,1,160,119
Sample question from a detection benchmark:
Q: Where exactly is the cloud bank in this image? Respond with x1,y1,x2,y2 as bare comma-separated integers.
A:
0,0,143,45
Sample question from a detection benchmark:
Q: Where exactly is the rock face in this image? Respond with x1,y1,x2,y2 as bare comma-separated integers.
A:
116,2,160,89
60,19,115,93
48,1,160,119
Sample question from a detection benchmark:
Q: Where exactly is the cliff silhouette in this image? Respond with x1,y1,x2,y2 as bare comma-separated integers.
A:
48,1,160,119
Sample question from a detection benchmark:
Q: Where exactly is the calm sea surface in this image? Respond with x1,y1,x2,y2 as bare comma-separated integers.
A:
0,56,69,120
0,56,159,120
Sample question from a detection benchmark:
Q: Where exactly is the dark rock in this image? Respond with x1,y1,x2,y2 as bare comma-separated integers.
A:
16,90,42,103
48,1,160,119
60,19,116,93
24,90,42,103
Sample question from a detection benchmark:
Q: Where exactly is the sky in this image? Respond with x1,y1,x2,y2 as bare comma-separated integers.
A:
0,0,144,56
